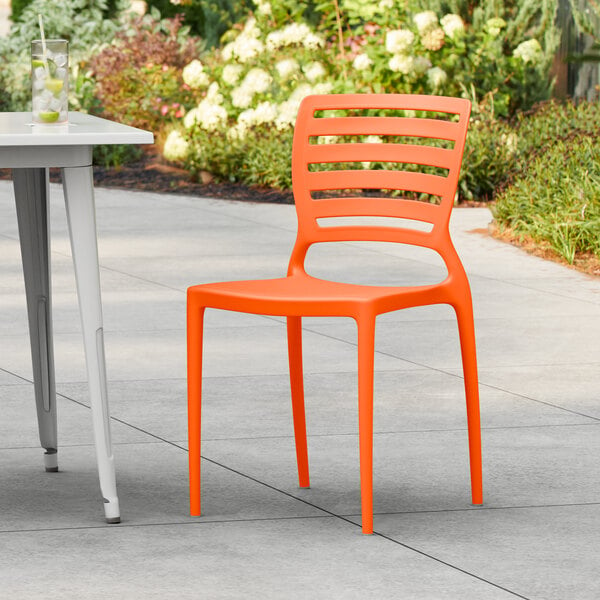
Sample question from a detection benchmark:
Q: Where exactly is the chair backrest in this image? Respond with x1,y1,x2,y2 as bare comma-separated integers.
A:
289,94,471,271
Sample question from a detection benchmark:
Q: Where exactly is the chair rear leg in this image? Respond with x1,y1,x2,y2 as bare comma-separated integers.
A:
187,298,205,516
287,316,310,488
454,301,483,505
357,315,376,534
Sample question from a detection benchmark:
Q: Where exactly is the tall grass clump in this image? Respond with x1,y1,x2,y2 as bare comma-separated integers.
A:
493,128,600,264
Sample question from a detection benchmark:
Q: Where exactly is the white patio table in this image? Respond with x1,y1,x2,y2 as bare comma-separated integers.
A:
0,112,153,523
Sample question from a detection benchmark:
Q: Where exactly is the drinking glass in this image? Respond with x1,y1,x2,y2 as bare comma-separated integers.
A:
31,39,68,124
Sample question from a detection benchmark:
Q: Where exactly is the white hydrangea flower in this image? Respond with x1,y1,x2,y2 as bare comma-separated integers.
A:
317,135,338,144
486,17,506,37
265,30,283,50
275,99,300,130
222,24,265,64
222,64,243,86
242,68,273,94
237,37,265,62
206,82,223,104
365,135,382,144
303,32,325,50
303,61,326,82
266,23,324,50
239,101,278,127
500,132,518,156
182,59,210,89
421,28,445,51
440,14,464,38
378,0,393,9
254,0,272,15
389,54,415,74
222,42,235,61
163,130,189,162
513,39,543,64
242,17,260,38
312,82,333,94
413,55,432,75
276,58,300,79
385,29,414,54
290,83,314,103
195,99,228,131
183,107,201,128
353,53,373,71
228,122,248,141
413,11,438,35
427,66,447,88
231,86,254,109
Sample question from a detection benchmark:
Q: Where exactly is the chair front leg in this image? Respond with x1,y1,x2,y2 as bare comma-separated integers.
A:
357,314,376,534
287,316,310,488
453,299,483,506
187,298,205,516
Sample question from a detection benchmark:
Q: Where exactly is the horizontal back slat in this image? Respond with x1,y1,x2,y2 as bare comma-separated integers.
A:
306,92,469,115
311,196,440,223
307,170,448,198
308,117,460,141
308,143,455,169
310,225,435,247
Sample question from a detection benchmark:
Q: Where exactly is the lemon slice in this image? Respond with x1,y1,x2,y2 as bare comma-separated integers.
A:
39,111,59,123
31,59,45,69
45,78,63,94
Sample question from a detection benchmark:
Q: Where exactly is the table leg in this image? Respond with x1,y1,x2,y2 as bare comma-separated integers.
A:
62,165,120,524
12,168,58,473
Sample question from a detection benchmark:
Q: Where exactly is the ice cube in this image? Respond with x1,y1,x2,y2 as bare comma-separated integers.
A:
40,89,53,102
59,111,67,122
34,66,46,79
53,54,67,67
33,79,45,91
37,96,51,111
49,96,62,111
55,67,66,80
32,97,44,110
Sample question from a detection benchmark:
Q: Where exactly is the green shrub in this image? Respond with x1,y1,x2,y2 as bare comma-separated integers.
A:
186,124,294,188
145,0,254,46
460,99,600,201
88,12,199,130
93,143,144,168
493,130,600,264
10,0,32,23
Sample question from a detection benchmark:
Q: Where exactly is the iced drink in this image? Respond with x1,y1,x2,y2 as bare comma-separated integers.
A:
31,39,68,124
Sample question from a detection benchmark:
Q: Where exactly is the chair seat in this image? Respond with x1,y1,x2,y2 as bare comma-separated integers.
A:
189,273,448,317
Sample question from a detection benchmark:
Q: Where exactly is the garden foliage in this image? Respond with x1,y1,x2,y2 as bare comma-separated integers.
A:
0,0,571,202
89,10,200,130
493,102,600,263
145,0,254,47
168,0,560,192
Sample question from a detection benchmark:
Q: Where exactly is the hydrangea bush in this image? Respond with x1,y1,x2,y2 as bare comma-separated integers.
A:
168,0,560,195
169,8,334,187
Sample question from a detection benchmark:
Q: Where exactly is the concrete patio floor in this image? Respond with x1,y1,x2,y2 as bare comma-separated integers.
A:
1,179,599,599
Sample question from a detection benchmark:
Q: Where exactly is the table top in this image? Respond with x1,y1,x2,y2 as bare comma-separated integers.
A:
0,112,154,146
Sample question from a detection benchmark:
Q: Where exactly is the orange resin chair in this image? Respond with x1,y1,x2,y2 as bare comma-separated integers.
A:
187,94,482,534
